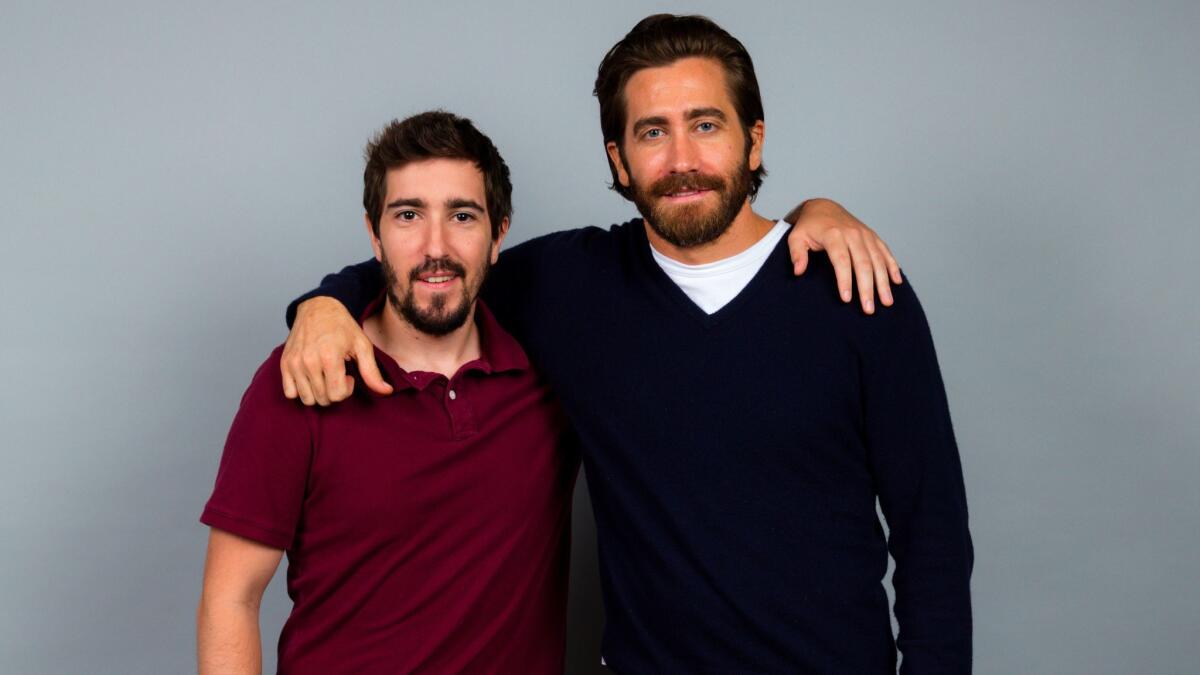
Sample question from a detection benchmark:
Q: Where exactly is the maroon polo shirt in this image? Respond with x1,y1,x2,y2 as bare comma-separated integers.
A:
201,300,577,674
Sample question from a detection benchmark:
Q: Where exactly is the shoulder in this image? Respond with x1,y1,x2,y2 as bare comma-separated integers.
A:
793,250,842,301
789,252,931,334
849,268,937,355
243,345,287,394
236,345,311,421
218,345,317,465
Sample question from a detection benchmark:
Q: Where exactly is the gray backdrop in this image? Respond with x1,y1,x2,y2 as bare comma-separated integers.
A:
2,1,1197,673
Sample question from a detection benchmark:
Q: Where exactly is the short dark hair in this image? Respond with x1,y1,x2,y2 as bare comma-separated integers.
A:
593,14,767,201
363,110,512,239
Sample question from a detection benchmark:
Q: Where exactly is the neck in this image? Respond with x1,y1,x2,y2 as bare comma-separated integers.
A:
363,301,482,378
645,201,776,265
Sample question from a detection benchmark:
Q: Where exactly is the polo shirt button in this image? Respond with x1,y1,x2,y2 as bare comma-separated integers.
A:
448,389,457,400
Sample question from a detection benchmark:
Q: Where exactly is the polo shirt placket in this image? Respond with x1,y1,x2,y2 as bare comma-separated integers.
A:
392,368,481,440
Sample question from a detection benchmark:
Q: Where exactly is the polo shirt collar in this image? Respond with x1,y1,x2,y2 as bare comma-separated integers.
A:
357,293,530,392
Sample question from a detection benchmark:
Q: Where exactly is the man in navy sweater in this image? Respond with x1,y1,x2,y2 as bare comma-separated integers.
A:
283,14,971,674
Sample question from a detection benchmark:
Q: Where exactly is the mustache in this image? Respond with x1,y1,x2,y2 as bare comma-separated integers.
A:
651,172,725,197
408,256,467,281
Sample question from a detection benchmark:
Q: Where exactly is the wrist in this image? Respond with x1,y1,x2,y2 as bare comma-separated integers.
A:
297,295,341,317
785,198,834,225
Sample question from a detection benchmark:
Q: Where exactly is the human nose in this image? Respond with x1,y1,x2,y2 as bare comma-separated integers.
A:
668,133,700,173
421,221,448,259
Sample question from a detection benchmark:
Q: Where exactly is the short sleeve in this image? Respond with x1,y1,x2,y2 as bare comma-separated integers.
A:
200,346,314,550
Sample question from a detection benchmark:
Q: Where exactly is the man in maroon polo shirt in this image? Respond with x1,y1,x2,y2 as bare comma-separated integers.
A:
196,111,578,673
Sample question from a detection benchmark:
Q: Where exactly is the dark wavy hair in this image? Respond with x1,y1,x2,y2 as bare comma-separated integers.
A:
363,110,512,239
593,14,767,201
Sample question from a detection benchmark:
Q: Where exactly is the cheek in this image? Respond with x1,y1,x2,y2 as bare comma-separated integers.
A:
448,232,494,267
706,141,742,170
624,151,661,185
379,239,421,270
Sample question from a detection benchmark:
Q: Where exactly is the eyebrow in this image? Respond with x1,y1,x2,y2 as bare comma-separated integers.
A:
631,107,729,136
686,107,727,122
384,197,485,212
385,197,425,210
631,115,669,136
445,198,485,212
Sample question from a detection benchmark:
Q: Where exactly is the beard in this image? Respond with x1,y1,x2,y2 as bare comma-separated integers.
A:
628,154,753,249
381,251,490,337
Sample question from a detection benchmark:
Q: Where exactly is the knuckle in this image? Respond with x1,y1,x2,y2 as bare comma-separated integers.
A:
302,353,323,372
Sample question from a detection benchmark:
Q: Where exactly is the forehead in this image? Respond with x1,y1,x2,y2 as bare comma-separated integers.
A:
622,57,734,123
384,158,486,202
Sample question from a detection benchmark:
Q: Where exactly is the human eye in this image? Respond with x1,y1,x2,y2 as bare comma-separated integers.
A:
452,212,477,223
642,127,664,140
696,121,718,133
395,210,418,221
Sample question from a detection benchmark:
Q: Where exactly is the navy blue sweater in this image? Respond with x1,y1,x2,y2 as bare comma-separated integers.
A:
289,220,973,674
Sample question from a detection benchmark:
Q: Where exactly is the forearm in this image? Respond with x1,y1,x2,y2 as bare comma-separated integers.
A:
875,413,973,671
285,258,383,328
783,197,838,224
889,506,973,674
880,442,973,673
197,598,263,675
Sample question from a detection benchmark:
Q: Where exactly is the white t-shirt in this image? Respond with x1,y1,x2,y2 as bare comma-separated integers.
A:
649,220,790,314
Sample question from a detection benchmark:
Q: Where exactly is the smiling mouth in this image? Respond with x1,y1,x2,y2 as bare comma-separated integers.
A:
417,274,459,287
663,189,712,200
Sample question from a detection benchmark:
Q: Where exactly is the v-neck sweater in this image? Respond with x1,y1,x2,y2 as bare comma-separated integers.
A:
291,218,973,674
649,219,790,314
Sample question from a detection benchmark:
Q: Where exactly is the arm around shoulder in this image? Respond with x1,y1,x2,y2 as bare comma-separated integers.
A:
280,258,393,406
784,198,903,314
482,227,601,337
284,258,384,329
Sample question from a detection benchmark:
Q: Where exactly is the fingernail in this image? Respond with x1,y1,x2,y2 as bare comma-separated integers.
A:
842,290,852,301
